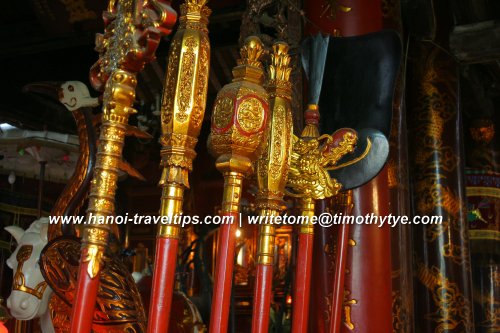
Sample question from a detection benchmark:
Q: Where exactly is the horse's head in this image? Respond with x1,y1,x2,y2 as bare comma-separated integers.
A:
5,218,52,320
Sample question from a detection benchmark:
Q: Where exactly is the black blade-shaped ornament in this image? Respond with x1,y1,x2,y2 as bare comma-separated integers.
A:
301,34,329,106
304,30,401,189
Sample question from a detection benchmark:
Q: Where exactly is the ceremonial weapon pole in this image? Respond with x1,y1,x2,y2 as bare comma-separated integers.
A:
208,36,269,333
251,41,293,333
70,1,176,331
147,1,211,331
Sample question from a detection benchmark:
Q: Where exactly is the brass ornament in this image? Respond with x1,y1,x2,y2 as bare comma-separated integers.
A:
84,69,137,278
286,98,356,239
157,183,184,238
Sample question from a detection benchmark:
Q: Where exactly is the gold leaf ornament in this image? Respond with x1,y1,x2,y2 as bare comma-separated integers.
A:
83,245,104,279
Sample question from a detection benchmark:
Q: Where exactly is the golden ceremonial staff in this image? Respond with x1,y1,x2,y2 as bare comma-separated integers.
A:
252,41,293,333
147,0,211,332
208,36,269,333
287,108,358,333
70,1,176,332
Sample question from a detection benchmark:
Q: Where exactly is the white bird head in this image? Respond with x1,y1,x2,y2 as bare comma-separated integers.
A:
59,81,99,111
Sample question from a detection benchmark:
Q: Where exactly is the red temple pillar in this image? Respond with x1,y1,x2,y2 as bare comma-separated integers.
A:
304,1,395,332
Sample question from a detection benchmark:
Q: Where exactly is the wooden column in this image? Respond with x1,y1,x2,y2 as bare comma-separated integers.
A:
407,40,474,333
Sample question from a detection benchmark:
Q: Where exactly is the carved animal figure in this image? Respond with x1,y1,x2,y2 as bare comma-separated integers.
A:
5,81,146,332
6,219,147,332
6,219,54,333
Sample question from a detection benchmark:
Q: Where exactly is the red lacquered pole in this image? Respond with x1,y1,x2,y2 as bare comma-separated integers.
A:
70,250,102,332
329,223,350,333
252,220,279,333
329,191,353,333
210,209,240,333
252,264,274,333
292,198,315,333
147,184,183,333
147,238,179,332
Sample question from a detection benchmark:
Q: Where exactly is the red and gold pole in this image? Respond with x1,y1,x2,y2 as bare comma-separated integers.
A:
290,107,323,333
287,107,357,333
147,1,210,332
252,42,293,333
208,36,269,333
329,191,353,333
69,1,176,332
292,196,315,333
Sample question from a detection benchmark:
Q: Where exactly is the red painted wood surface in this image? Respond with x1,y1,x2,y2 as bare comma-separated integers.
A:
329,224,350,333
292,232,314,333
70,260,100,333
209,214,238,333
147,237,179,333
345,166,393,333
252,264,274,333
302,2,393,333
304,0,382,37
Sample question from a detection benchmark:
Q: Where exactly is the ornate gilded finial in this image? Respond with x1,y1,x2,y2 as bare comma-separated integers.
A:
268,42,292,84
180,0,211,25
209,35,269,167
159,0,211,189
91,0,176,91
237,36,266,69
287,129,358,200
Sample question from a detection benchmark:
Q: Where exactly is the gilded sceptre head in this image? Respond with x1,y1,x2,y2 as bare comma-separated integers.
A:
159,0,211,189
208,36,269,176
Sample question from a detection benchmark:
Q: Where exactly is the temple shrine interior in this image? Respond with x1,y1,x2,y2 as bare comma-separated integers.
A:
0,0,499,332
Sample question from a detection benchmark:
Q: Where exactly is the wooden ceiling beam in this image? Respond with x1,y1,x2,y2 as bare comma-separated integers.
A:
450,20,500,63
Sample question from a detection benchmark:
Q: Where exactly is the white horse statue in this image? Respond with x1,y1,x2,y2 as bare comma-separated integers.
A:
5,218,148,333
5,218,55,333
